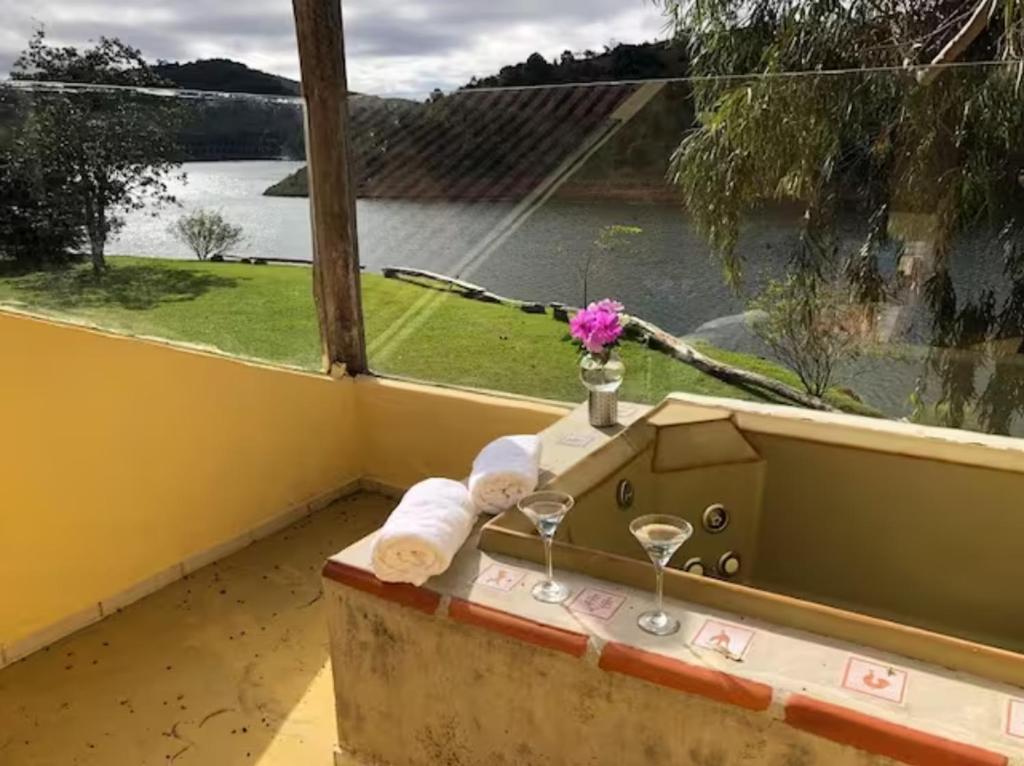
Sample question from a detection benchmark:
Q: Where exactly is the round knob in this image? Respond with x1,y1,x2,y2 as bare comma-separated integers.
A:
616,479,634,509
718,551,741,577
682,557,705,576
702,504,730,533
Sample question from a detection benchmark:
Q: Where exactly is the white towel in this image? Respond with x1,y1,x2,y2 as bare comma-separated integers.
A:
468,434,542,514
371,478,477,586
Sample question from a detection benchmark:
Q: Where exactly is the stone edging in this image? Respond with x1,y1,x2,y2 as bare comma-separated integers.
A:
323,561,1011,766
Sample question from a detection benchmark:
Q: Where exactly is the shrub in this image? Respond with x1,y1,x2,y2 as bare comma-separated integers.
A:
170,209,244,261
749,275,862,397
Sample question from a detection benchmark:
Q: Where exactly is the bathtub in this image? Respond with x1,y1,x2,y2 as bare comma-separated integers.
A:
480,395,1024,687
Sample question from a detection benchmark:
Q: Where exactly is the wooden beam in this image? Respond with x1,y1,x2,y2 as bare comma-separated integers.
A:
292,0,367,374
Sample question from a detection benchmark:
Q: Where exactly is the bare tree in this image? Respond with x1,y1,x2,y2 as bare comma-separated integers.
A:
170,209,244,261
750,276,863,397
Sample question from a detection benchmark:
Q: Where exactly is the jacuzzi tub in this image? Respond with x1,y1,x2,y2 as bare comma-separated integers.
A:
480,395,1024,687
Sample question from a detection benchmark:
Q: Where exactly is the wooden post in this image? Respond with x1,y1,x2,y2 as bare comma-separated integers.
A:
292,0,368,374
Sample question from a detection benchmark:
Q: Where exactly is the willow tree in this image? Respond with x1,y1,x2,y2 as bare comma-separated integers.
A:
656,0,1024,432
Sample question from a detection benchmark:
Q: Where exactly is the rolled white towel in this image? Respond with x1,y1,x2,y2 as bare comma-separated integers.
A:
371,478,477,586
468,434,542,514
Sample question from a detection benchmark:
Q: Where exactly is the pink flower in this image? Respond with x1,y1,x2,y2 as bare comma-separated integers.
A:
570,299,624,355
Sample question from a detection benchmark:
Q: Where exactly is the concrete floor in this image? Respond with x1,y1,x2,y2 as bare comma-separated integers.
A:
0,492,393,766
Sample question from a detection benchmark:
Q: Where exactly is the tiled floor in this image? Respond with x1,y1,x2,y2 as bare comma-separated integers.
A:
0,493,393,766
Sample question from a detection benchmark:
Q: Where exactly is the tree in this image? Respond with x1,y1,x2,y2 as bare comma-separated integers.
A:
170,209,244,261
0,91,86,265
10,31,184,274
654,0,1024,432
750,275,863,397
580,225,642,306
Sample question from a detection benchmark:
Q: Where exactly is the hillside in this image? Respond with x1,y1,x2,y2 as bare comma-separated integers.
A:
264,86,654,200
153,59,304,160
464,41,689,89
153,58,300,96
265,45,697,203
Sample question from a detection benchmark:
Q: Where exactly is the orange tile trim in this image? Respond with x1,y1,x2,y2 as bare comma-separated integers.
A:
785,694,1008,766
448,598,589,657
598,641,772,712
321,560,441,615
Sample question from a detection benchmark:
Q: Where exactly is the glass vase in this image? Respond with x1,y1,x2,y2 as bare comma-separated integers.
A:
579,349,625,427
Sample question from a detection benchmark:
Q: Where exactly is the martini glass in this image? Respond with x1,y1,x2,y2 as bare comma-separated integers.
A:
629,514,693,635
517,491,574,603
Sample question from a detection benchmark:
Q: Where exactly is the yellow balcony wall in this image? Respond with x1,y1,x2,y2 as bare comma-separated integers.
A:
0,310,567,661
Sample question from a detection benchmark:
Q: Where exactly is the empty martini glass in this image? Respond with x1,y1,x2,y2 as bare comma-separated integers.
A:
629,514,693,635
517,491,574,603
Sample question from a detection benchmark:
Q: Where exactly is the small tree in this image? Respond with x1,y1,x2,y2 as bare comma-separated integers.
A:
750,276,862,397
580,225,642,305
171,209,244,261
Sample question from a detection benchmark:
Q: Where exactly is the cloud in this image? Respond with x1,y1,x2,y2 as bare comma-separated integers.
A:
0,0,669,97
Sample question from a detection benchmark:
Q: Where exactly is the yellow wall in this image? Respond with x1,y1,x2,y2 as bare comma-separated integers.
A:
0,311,361,649
0,312,569,655
353,377,567,488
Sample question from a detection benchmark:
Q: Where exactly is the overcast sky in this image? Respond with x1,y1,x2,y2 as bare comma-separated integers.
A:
0,0,670,98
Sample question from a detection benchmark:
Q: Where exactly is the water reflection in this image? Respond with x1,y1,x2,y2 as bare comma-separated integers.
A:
7,67,1024,434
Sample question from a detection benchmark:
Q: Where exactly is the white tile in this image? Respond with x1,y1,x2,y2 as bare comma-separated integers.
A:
181,534,252,575
841,656,908,704
101,563,184,614
692,619,757,660
1008,699,1024,739
568,587,626,621
475,563,527,592
3,603,103,665
556,432,598,448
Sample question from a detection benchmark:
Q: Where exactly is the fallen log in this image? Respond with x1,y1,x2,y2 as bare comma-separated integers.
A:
382,266,546,313
382,266,836,411
625,316,837,412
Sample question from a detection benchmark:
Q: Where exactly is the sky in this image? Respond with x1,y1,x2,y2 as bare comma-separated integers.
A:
0,0,670,98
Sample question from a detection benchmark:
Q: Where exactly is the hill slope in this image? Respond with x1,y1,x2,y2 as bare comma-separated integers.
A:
153,58,300,96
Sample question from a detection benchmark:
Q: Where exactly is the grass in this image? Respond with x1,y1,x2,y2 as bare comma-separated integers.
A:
0,256,876,413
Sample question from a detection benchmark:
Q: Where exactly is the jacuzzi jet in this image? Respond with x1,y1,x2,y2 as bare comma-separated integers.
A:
682,557,706,576
702,503,730,533
718,551,741,578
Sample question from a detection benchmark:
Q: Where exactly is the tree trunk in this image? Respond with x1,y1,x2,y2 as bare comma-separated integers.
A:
84,198,107,274
88,235,106,274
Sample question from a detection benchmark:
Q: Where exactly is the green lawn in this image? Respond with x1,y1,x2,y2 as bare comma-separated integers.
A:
0,256,875,413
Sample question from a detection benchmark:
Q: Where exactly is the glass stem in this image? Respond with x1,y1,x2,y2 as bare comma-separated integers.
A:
544,536,554,583
655,563,665,614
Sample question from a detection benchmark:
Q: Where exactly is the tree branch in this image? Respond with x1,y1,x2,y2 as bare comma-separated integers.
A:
919,0,999,85
382,266,838,412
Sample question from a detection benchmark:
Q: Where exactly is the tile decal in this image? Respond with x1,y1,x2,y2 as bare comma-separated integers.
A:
841,656,908,704
692,619,756,660
1007,699,1024,739
556,432,598,448
568,587,626,621
475,564,526,592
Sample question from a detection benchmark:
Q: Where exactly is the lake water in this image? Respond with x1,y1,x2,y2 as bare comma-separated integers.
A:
111,160,1020,428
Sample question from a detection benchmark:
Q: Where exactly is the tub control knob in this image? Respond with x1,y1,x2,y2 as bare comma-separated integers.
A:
702,504,730,533
682,557,705,576
718,551,741,578
616,479,634,510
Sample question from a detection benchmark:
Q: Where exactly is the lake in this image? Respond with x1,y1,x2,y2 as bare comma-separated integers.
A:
110,160,1020,428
